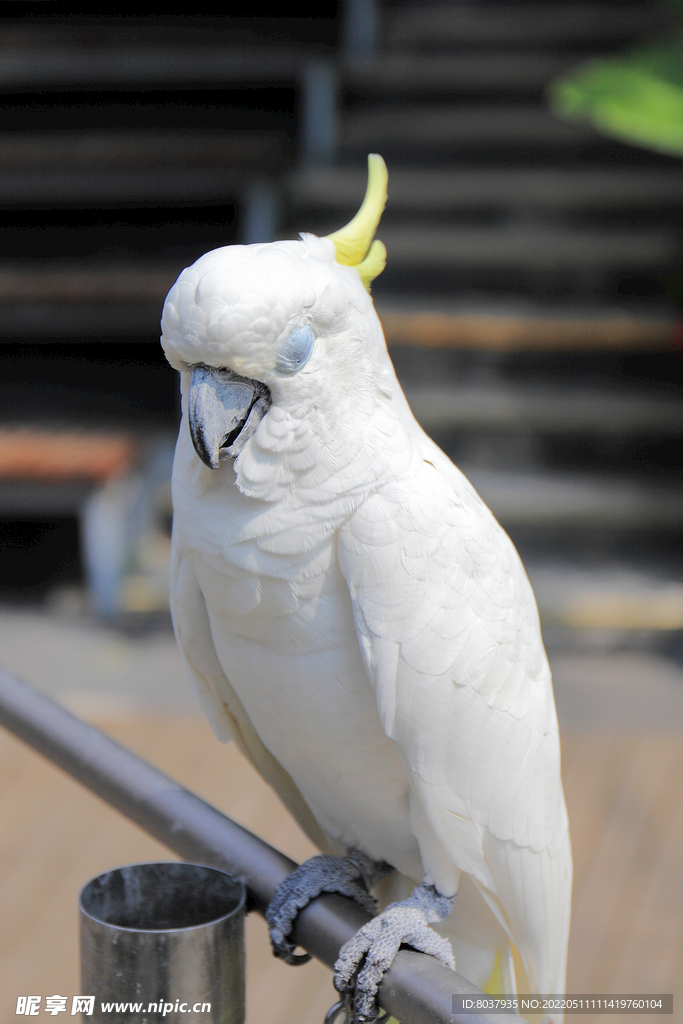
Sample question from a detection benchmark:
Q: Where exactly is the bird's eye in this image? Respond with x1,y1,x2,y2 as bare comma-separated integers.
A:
276,325,314,374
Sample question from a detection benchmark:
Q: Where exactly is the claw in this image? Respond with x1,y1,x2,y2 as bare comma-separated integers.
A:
324,993,354,1024
266,851,389,965
333,882,456,1023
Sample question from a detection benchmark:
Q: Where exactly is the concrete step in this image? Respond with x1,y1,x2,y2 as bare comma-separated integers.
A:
526,563,683,632
0,131,284,169
376,301,678,351
0,168,261,206
0,261,181,305
0,261,179,336
0,129,285,206
465,466,683,529
291,165,683,214
370,223,675,273
404,384,683,436
0,46,306,88
345,51,585,94
0,305,163,338
385,3,664,50
0,426,138,514
343,104,596,152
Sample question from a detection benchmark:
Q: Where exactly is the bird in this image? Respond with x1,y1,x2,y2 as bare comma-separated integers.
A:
161,154,572,1023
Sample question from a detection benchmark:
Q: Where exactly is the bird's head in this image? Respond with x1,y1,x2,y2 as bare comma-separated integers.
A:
161,155,392,472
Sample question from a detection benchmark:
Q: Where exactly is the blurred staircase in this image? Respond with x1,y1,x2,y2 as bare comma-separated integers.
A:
290,0,683,646
0,11,336,608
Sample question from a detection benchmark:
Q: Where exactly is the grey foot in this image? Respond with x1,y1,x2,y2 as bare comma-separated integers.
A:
333,882,456,1023
266,851,389,966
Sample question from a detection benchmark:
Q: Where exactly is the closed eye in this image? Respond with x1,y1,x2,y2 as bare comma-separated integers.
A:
276,325,314,374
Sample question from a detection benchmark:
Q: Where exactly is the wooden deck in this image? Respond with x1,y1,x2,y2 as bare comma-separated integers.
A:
0,717,681,1024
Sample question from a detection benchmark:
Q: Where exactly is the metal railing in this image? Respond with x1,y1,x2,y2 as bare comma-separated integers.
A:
0,667,504,1024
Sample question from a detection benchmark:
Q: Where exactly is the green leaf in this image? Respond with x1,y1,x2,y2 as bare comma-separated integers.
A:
548,41,683,157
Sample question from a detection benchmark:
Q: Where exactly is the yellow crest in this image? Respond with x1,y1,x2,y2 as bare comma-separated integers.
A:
326,154,387,291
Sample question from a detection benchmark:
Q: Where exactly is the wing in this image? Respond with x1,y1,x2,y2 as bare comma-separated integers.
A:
170,540,332,854
337,447,572,995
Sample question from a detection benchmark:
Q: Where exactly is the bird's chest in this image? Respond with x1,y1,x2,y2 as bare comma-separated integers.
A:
189,530,355,656
186,514,379,735
173,468,421,871
189,530,410,842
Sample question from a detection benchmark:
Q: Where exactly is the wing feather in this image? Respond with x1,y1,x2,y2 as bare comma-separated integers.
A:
338,451,572,994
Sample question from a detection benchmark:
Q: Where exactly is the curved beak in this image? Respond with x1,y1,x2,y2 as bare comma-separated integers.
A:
188,364,270,470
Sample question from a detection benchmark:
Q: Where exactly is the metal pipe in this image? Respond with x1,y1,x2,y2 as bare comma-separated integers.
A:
300,59,338,165
0,667,503,1024
342,0,379,59
80,862,245,1024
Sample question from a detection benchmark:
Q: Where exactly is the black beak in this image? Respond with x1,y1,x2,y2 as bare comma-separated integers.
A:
188,364,271,470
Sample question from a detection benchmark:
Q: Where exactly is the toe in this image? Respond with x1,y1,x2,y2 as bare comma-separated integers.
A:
334,919,382,991
404,926,455,970
267,854,379,966
333,897,456,1023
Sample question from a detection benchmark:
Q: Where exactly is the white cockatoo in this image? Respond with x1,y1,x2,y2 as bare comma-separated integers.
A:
161,155,572,1022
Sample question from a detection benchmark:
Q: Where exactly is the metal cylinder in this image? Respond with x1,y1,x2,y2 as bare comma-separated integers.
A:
79,862,245,1024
